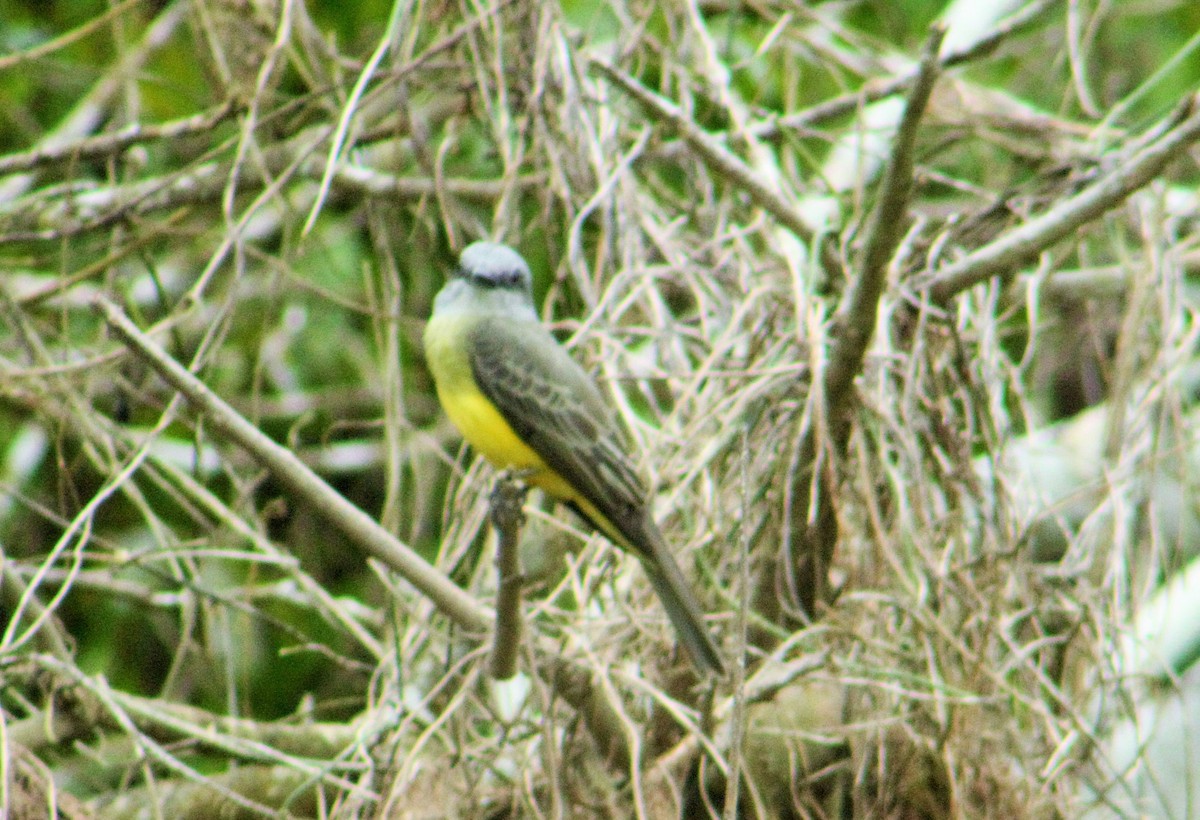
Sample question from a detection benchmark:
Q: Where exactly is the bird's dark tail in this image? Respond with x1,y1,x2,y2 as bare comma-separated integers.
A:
642,541,725,677
568,500,724,676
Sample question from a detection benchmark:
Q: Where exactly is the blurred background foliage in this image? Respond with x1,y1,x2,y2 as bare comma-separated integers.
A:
1,0,1200,817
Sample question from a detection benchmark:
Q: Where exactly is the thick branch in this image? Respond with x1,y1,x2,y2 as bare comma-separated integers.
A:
825,27,945,413
778,27,945,620
927,93,1200,303
93,296,493,633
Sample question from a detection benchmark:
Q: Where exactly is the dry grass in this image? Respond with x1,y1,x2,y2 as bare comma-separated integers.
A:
1,0,1199,817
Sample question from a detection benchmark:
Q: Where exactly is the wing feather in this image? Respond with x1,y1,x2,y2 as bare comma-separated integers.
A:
468,317,648,546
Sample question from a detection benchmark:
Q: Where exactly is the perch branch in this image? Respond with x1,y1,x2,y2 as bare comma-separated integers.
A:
489,474,528,681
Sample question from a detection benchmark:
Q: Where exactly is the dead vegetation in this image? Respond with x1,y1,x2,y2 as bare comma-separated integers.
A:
2,0,1199,817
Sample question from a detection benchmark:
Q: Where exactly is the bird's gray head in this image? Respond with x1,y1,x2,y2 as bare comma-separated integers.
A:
432,241,537,320
456,242,533,296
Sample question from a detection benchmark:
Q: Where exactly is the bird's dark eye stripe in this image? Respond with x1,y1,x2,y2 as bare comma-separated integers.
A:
465,268,524,288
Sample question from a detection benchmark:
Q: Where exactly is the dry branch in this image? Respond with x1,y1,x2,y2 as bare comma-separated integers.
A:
771,27,946,622
93,296,492,633
591,58,843,282
0,134,531,243
748,0,1060,140
925,93,1200,302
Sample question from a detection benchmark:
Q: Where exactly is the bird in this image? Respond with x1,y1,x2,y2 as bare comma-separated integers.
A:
423,241,724,676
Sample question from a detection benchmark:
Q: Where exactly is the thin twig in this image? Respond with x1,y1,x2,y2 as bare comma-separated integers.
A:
591,59,843,282
0,0,147,71
0,105,238,177
14,210,191,308
301,5,489,235
35,654,283,817
749,0,1060,140
0,148,531,243
0,1,188,203
301,0,408,236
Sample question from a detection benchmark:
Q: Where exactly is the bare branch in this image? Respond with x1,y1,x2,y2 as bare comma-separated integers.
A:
489,475,527,681
0,104,238,177
778,26,945,619
926,94,1200,302
0,0,148,71
749,0,1060,139
827,27,945,411
92,297,493,634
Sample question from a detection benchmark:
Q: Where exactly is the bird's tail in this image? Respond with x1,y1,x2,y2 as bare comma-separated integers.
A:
642,543,725,677
569,498,724,676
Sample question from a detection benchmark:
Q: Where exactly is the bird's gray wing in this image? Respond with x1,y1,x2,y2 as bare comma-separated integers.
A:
467,316,649,548
470,316,727,675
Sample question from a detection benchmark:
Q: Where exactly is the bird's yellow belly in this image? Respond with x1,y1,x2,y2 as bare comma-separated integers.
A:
439,388,577,500
439,387,538,468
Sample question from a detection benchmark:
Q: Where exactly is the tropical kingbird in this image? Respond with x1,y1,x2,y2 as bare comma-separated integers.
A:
424,241,724,676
